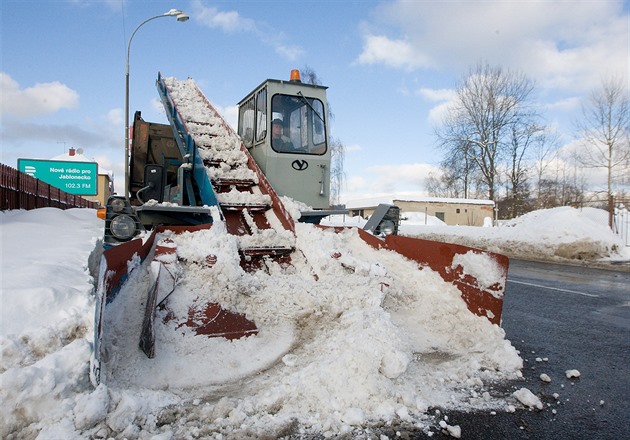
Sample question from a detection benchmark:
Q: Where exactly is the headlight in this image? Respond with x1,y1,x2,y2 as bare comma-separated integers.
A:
378,219,396,235
363,204,400,237
110,198,126,213
110,214,137,240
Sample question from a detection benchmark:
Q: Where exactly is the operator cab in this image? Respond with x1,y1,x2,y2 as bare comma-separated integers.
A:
237,70,332,213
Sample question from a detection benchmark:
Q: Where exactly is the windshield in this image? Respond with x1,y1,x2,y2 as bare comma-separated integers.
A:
270,94,327,155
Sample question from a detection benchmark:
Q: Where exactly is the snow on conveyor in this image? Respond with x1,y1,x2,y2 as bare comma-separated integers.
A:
161,76,294,251
162,77,259,188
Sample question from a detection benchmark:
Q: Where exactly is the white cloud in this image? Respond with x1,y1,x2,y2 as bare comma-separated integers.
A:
356,35,431,70
107,108,123,126
414,88,456,125
0,73,79,118
358,1,628,93
367,162,439,190
415,87,454,103
544,96,582,113
222,105,239,131
345,175,369,193
345,143,362,153
274,43,304,61
191,0,303,61
191,0,255,33
426,101,453,126
151,98,166,115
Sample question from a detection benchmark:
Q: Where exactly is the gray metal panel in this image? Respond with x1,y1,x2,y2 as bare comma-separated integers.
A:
364,204,400,235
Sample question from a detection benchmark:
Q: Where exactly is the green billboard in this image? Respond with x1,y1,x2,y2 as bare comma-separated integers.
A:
18,159,98,196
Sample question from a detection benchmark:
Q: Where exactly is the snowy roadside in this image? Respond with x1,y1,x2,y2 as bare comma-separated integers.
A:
323,206,629,270
399,207,630,271
1,205,626,439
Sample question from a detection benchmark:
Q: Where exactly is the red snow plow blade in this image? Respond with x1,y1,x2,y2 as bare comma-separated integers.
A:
136,228,258,358
94,224,257,366
324,227,509,326
183,302,258,339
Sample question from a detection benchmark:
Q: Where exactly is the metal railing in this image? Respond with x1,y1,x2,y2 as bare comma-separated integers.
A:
0,163,98,211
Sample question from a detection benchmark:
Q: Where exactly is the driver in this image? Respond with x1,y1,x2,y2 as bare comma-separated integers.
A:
271,118,295,152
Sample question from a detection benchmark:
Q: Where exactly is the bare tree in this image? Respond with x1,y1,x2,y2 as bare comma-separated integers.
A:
535,154,585,209
503,122,546,217
436,63,538,202
438,137,475,198
328,137,345,206
575,76,630,227
425,172,447,198
301,65,320,87
530,129,561,201
425,169,464,198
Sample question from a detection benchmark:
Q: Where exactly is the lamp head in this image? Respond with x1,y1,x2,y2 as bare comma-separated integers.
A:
176,13,189,22
164,9,183,16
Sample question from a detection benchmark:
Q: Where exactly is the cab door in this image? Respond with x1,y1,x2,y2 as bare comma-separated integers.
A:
265,93,330,209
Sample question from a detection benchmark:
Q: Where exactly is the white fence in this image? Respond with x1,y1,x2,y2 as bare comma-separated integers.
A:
613,207,629,247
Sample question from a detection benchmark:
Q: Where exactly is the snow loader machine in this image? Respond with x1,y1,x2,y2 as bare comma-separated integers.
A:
91,70,509,386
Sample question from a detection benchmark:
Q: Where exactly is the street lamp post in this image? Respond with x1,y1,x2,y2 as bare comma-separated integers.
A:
124,9,189,199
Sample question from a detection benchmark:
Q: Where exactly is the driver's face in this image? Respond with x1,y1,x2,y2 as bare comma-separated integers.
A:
272,123,282,137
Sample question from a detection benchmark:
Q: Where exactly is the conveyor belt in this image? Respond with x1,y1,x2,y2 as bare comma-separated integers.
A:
160,75,296,271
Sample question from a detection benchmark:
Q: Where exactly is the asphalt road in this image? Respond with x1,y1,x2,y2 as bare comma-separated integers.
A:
410,259,630,440
494,259,630,439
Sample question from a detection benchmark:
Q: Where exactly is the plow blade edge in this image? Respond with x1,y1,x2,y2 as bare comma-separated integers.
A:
326,227,509,326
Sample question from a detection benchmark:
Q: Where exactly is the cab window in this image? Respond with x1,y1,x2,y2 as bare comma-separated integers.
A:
255,88,267,142
238,86,268,147
238,95,255,147
270,94,326,155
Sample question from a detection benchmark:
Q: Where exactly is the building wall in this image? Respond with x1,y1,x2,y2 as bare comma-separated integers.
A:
350,200,495,226
82,174,111,207
394,200,494,226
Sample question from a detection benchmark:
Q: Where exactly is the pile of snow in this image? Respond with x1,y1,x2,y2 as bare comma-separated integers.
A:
399,207,629,263
1,205,624,438
324,206,628,262
1,208,102,438
1,207,523,439
94,201,522,438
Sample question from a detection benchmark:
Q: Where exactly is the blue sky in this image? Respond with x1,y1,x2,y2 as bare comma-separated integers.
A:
1,0,628,202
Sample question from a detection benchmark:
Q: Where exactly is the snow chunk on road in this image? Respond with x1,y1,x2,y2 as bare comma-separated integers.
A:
512,388,543,410
439,420,462,438
566,369,581,379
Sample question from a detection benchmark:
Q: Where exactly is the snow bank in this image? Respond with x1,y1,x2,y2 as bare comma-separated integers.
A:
0,208,102,438
403,207,629,263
